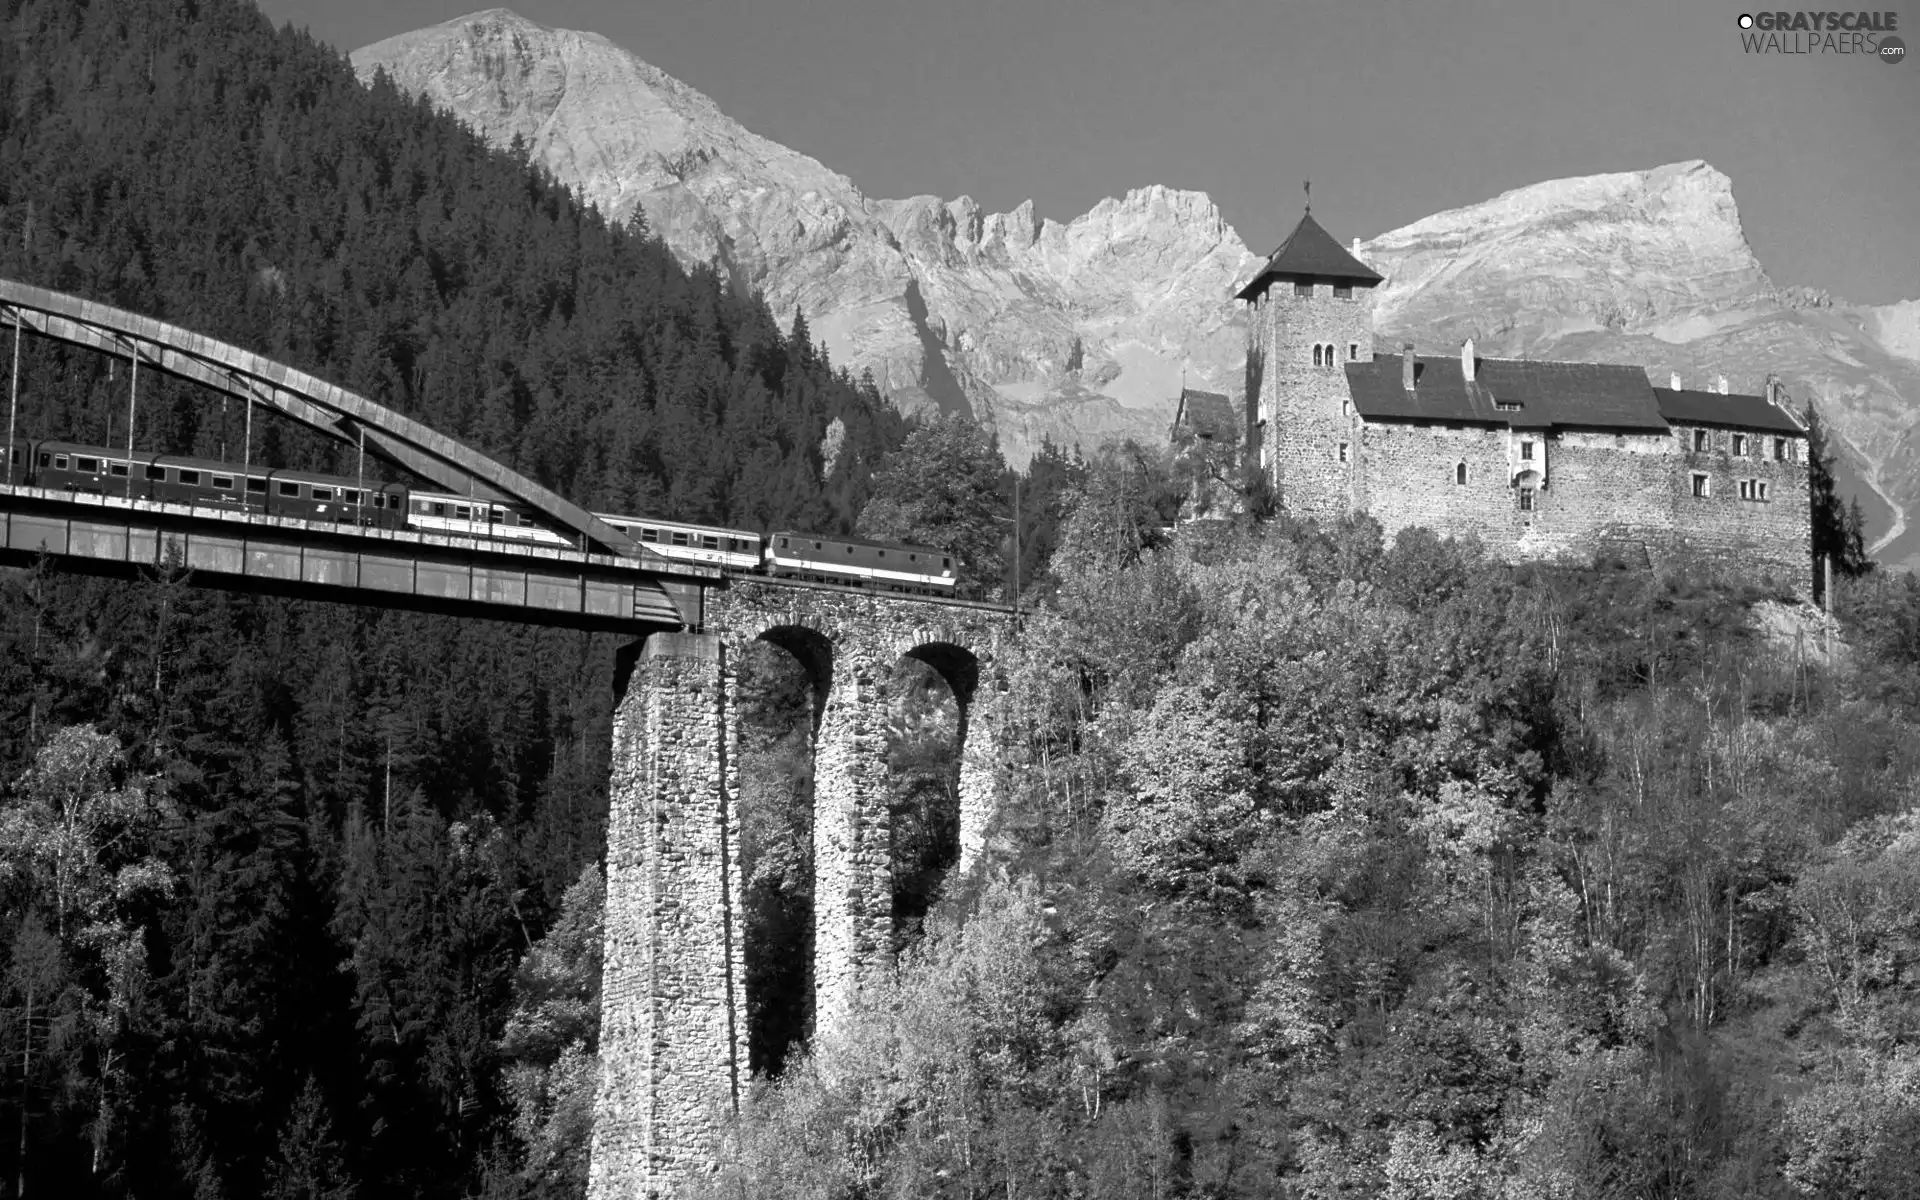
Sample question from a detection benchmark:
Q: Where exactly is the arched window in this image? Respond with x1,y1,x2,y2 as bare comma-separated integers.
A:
1456,462,1468,486
1312,344,1323,367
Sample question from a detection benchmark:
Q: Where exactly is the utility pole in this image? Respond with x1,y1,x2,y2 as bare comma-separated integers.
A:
1823,554,1833,661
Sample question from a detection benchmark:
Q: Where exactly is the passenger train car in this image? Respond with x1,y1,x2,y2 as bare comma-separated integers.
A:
5,439,957,595
25,441,409,527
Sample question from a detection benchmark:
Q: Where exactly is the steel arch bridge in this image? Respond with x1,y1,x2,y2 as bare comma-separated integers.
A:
0,278,646,560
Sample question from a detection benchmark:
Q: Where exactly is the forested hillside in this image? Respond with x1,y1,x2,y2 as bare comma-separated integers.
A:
0,0,936,1196
696,479,1920,1200
6,3,1920,1200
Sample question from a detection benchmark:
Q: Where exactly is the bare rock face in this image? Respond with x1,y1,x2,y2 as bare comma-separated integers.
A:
1354,161,1920,567
353,10,1255,469
356,15,1919,562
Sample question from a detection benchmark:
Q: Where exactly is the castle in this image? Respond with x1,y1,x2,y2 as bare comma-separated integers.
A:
1224,204,1814,597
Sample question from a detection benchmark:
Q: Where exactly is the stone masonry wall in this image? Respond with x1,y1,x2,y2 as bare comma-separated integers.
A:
1252,283,1377,522
1350,419,1812,596
588,633,742,1200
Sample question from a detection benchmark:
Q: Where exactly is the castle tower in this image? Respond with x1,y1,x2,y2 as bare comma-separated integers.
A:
1236,197,1383,519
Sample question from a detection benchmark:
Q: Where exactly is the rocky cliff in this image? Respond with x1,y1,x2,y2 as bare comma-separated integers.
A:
351,10,1256,469
353,12,1920,563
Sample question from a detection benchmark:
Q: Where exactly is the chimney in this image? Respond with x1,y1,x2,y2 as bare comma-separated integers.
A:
1716,375,1728,395
1461,338,1476,383
1670,371,1682,391
1402,343,1416,392
1352,237,1362,254
1766,374,1782,407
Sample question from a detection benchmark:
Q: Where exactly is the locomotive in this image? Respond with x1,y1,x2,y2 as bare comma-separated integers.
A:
5,438,957,596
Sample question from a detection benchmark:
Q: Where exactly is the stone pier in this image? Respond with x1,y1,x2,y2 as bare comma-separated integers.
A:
587,585,1012,1198
588,633,744,1200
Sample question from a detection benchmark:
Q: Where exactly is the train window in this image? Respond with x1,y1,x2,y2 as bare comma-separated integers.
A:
943,558,951,567
846,546,854,554
813,541,822,549
39,453,52,467
146,464,165,480
778,537,789,548
640,528,658,542
454,505,470,519
246,477,267,493
278,481,299,497
54,454,68,469
490,508,505,522
312,487,332,502
179,469,201,485
671,532,689,546
341,489,359,505
212,475,233,489
909,553,917,561
109,462,129,477
432,503,446,517
77,457,98,472
877,549,885,558
701,536,718,549
372,494,385,508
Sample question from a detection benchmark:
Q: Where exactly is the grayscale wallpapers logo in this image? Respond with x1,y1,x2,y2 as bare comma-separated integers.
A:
1736,11,1906,60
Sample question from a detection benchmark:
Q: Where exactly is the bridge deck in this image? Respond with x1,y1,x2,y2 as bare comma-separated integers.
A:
0,484,714,631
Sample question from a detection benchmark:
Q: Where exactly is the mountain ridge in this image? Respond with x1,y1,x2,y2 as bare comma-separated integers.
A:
353,9,1920,565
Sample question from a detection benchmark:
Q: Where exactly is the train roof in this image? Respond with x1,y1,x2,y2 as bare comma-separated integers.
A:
36,440,158,460
599,512,760,538
770,530,949,557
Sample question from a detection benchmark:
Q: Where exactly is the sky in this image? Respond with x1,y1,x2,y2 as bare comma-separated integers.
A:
254,0,1920,306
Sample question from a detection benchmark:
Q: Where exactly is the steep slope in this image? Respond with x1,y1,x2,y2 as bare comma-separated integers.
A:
351,9,1256,468
1355,161,1920,565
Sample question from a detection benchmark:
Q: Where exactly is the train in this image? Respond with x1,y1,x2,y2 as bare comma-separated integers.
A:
4,438,958,596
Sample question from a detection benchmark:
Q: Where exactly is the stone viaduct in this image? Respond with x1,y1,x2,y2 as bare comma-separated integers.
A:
587,579,1015,1200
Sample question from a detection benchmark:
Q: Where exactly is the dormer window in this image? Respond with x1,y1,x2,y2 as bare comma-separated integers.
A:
1495,400,1522,412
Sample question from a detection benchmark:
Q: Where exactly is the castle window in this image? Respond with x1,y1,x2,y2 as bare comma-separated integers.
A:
1349,343,1359,360
1691,473,1710,498
1732,433,1747,456
1520,441,1535,461
1518,487,1535,512
1338,442,1350,463
1341,399,1351,417
1456,462,1468,486
1294,281,1313,297
1773,437,1788,461
1312,344,1322,367
1739,479,1754,500
1758,480,1770,501
1333,284,1352,299
1692,429,1708,452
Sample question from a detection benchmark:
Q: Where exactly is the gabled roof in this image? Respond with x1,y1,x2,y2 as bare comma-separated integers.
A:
1172,388,1239,442
1235,211,1384,301
1344,354,1669,431
1656,387,1805,434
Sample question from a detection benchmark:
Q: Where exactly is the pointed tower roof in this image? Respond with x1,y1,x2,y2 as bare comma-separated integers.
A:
1235,210,1383,301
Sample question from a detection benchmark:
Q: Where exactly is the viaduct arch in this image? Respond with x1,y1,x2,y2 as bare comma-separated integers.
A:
588,581,1012,1199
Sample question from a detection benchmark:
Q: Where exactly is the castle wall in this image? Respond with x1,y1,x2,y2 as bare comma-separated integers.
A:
1349,419,1811,596
1664,423,1814,596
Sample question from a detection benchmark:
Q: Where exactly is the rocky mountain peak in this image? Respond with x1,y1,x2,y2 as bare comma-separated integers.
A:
357,18,1920,562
